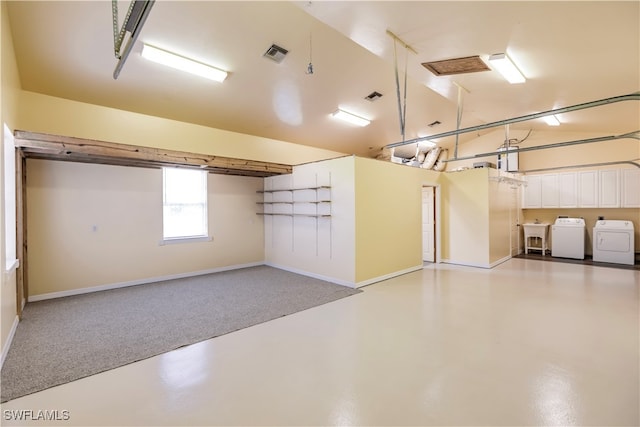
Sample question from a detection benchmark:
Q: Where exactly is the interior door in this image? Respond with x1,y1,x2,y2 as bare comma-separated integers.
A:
422,186,435,262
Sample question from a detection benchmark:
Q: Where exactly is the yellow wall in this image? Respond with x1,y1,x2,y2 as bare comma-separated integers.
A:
1,1,21,362
440,168,490,267
16,91,344,166
26,159,264,297
354,157,439,282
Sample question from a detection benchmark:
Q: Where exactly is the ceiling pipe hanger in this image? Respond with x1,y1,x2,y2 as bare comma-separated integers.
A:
387,30,417,142
452,81,470,159
385,92,640,151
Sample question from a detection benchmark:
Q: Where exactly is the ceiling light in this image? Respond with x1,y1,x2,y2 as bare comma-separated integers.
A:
543,115,561,126
488,53,526,84
331,109,370,127
141,44,228,82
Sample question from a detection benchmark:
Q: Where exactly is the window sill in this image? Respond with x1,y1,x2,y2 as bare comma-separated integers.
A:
159,236,212,246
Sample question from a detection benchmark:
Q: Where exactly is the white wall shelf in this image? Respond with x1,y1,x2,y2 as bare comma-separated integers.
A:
256,213,331,217
256,184,332,217
257,186,331,193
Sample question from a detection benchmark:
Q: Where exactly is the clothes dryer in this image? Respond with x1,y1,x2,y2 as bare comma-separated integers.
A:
593,220,635,265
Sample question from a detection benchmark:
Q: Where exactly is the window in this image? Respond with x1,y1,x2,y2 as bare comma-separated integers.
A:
162,167,208,241
4,124,18,271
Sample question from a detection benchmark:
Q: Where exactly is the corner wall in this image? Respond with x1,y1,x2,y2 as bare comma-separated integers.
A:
440,168,490,267
264,156,356,284
354,157,439,284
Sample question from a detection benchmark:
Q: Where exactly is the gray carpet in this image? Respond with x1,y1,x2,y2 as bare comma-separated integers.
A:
0,265,361,402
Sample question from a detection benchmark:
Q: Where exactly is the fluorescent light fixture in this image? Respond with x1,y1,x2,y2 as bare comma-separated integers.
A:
543,114,561,126
141,44,228,82
488,53,526,84
331,109,370,127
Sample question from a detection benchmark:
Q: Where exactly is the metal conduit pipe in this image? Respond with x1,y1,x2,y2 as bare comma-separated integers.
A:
440,130,640,163
385,92,640,149
520,160,640,173
113,0,155,80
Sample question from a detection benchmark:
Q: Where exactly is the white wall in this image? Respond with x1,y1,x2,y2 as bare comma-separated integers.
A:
264,156,356,285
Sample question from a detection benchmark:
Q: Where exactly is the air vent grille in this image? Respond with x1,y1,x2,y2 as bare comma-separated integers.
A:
365,91,383,101
422,55,489,76
263,44,288,63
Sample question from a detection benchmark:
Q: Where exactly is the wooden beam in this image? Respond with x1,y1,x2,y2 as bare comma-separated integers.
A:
14,131,292,177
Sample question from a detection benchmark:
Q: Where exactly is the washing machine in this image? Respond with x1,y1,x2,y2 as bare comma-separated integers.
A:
593,220,635,265
551,217,586,259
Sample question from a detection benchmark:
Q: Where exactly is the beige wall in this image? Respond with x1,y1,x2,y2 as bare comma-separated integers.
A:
440,168,491,267
354,157,438,283
488,170,519,264
26,159,264,297
1,1,21,362
16,91,344,166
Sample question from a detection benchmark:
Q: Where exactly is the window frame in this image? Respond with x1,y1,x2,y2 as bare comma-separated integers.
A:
161,167,210,245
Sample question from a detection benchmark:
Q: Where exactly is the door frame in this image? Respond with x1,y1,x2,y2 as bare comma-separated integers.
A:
421,184,441,264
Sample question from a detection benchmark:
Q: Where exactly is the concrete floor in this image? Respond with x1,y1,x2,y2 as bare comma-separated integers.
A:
1,258,638,426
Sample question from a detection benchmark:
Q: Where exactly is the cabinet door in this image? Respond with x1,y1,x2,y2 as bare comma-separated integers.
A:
578,170,598,208
599,169,620,208
541,174,559,208
621,169,640,208
522,175,542,208
558,172,577,208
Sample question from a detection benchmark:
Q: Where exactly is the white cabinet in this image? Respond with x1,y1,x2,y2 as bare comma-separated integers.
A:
578,170,598,208
599,169,620,208
621,169,640,208
540,174,559,208
524,169,637,209
523,175,542,208
558,172,578,208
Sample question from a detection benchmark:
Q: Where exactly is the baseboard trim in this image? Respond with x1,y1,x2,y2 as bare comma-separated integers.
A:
489,255,512,268
28,262,265,302
440,258,491,269
1,315,19,369
439,255,513,269
355,265,423,288
264,263,424,289
264,262,356,288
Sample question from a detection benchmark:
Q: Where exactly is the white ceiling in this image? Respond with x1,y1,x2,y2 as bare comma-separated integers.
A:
6,1,640,158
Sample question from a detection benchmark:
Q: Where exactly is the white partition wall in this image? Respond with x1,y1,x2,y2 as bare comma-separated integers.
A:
264,156,356,285
264,156,441,287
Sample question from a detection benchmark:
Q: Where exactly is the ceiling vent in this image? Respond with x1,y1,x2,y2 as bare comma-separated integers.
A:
422,55,489,76
263,44,288,63
365,91,383,101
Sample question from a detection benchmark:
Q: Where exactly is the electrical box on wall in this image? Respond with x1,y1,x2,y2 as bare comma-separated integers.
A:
497,147,519,172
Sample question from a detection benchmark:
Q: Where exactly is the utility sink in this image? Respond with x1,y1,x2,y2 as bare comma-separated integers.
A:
523,223,550,255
